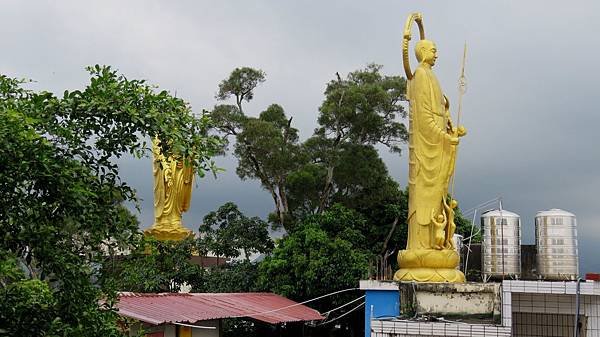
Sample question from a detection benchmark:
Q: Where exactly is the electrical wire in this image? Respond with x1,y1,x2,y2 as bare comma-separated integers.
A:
460,197,501,217
461,226,481,243
462,197,503,275
173,322,217,330
322,295,365,315
317,301,365,326
228,287,359,319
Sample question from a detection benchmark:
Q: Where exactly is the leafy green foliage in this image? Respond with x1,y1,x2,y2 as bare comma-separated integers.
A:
317,64,407,153
0,67,220,336
235,105,306,227
258,206,370,310
0,254,64,336
289,144,398,214
308,64,408,213
212,75,306,229
216,67,266,113
2,279,59,334
204,260,260,293
211,65,408,231
199,202,274,260
104,237,204,293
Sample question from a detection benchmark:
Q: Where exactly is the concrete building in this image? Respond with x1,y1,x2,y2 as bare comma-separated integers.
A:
362,279,600,337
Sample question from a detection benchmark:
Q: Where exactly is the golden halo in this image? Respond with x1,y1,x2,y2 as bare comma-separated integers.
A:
402,13,426,80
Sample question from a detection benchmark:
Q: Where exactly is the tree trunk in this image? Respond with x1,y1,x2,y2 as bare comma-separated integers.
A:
380,216,400,256
317,165,334,214
278,179,289,214
268,185,285,227
317,76,345,214
236,96,244,115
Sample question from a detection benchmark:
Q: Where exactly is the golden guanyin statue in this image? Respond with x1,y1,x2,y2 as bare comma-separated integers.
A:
394,13,467,283
144,138,194,241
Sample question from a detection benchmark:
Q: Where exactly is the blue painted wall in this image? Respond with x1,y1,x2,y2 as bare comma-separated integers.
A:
364,289,399,337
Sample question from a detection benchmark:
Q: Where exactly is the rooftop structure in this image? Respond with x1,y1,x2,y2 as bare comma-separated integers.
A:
364,280,600,337
116,292,323,337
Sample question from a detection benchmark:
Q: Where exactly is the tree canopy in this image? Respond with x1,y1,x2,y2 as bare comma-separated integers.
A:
0,67,220,336
199,202,274,261
210,64,408,231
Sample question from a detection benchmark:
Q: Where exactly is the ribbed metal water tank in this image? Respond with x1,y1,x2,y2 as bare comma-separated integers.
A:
481,209,521,279
535,208,579,280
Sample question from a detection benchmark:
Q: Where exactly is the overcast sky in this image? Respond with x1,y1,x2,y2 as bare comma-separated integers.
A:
3,0,600,274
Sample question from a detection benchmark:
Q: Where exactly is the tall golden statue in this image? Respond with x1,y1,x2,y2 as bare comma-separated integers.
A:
144,138,194,241
394,13,466,283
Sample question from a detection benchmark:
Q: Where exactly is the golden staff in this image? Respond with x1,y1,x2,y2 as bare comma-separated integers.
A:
450,42,467,198
456,42,467,128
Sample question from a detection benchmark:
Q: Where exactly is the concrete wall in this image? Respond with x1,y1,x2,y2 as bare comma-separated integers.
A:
399,282,501,322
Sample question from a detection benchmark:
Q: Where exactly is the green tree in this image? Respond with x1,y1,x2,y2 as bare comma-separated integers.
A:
211,69,305,228
0,254,65,335
211,65,406,229
216,67,266,114
258,206,370,307
105,237,205,293
0,67,220,336
310,64,407,213
204,260,260,293
199,202,274,261
257,206,370,336
236,105,306,227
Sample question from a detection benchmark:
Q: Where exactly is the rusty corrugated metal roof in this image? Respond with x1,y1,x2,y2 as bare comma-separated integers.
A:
116,292,324,325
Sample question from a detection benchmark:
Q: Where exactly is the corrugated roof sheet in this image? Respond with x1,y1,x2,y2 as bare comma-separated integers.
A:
116,292,324,325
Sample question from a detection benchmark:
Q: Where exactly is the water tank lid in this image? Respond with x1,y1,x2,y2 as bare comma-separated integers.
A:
536,208,575,217
481,209,520,218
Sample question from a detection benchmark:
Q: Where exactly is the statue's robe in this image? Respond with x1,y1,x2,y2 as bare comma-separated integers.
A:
407,64,455,250
152,139,193,231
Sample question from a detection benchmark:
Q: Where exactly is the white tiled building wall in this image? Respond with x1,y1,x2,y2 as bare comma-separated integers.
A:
504,280,600,337
370,320,511,337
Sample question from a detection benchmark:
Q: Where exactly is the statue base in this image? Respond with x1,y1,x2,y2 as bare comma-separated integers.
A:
393,249,465,283
144,226,193,241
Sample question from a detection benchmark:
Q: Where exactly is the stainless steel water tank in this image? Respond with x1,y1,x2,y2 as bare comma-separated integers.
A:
481,209,521,279
535,208,579,280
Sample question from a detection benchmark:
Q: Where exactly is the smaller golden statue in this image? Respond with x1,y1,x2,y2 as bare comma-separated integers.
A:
144,138,194,241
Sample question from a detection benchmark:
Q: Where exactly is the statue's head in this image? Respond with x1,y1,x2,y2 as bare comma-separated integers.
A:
415,39,437,67
450,199,458,209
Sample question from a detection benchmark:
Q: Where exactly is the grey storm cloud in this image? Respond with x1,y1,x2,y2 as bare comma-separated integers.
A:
2,0,600,273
